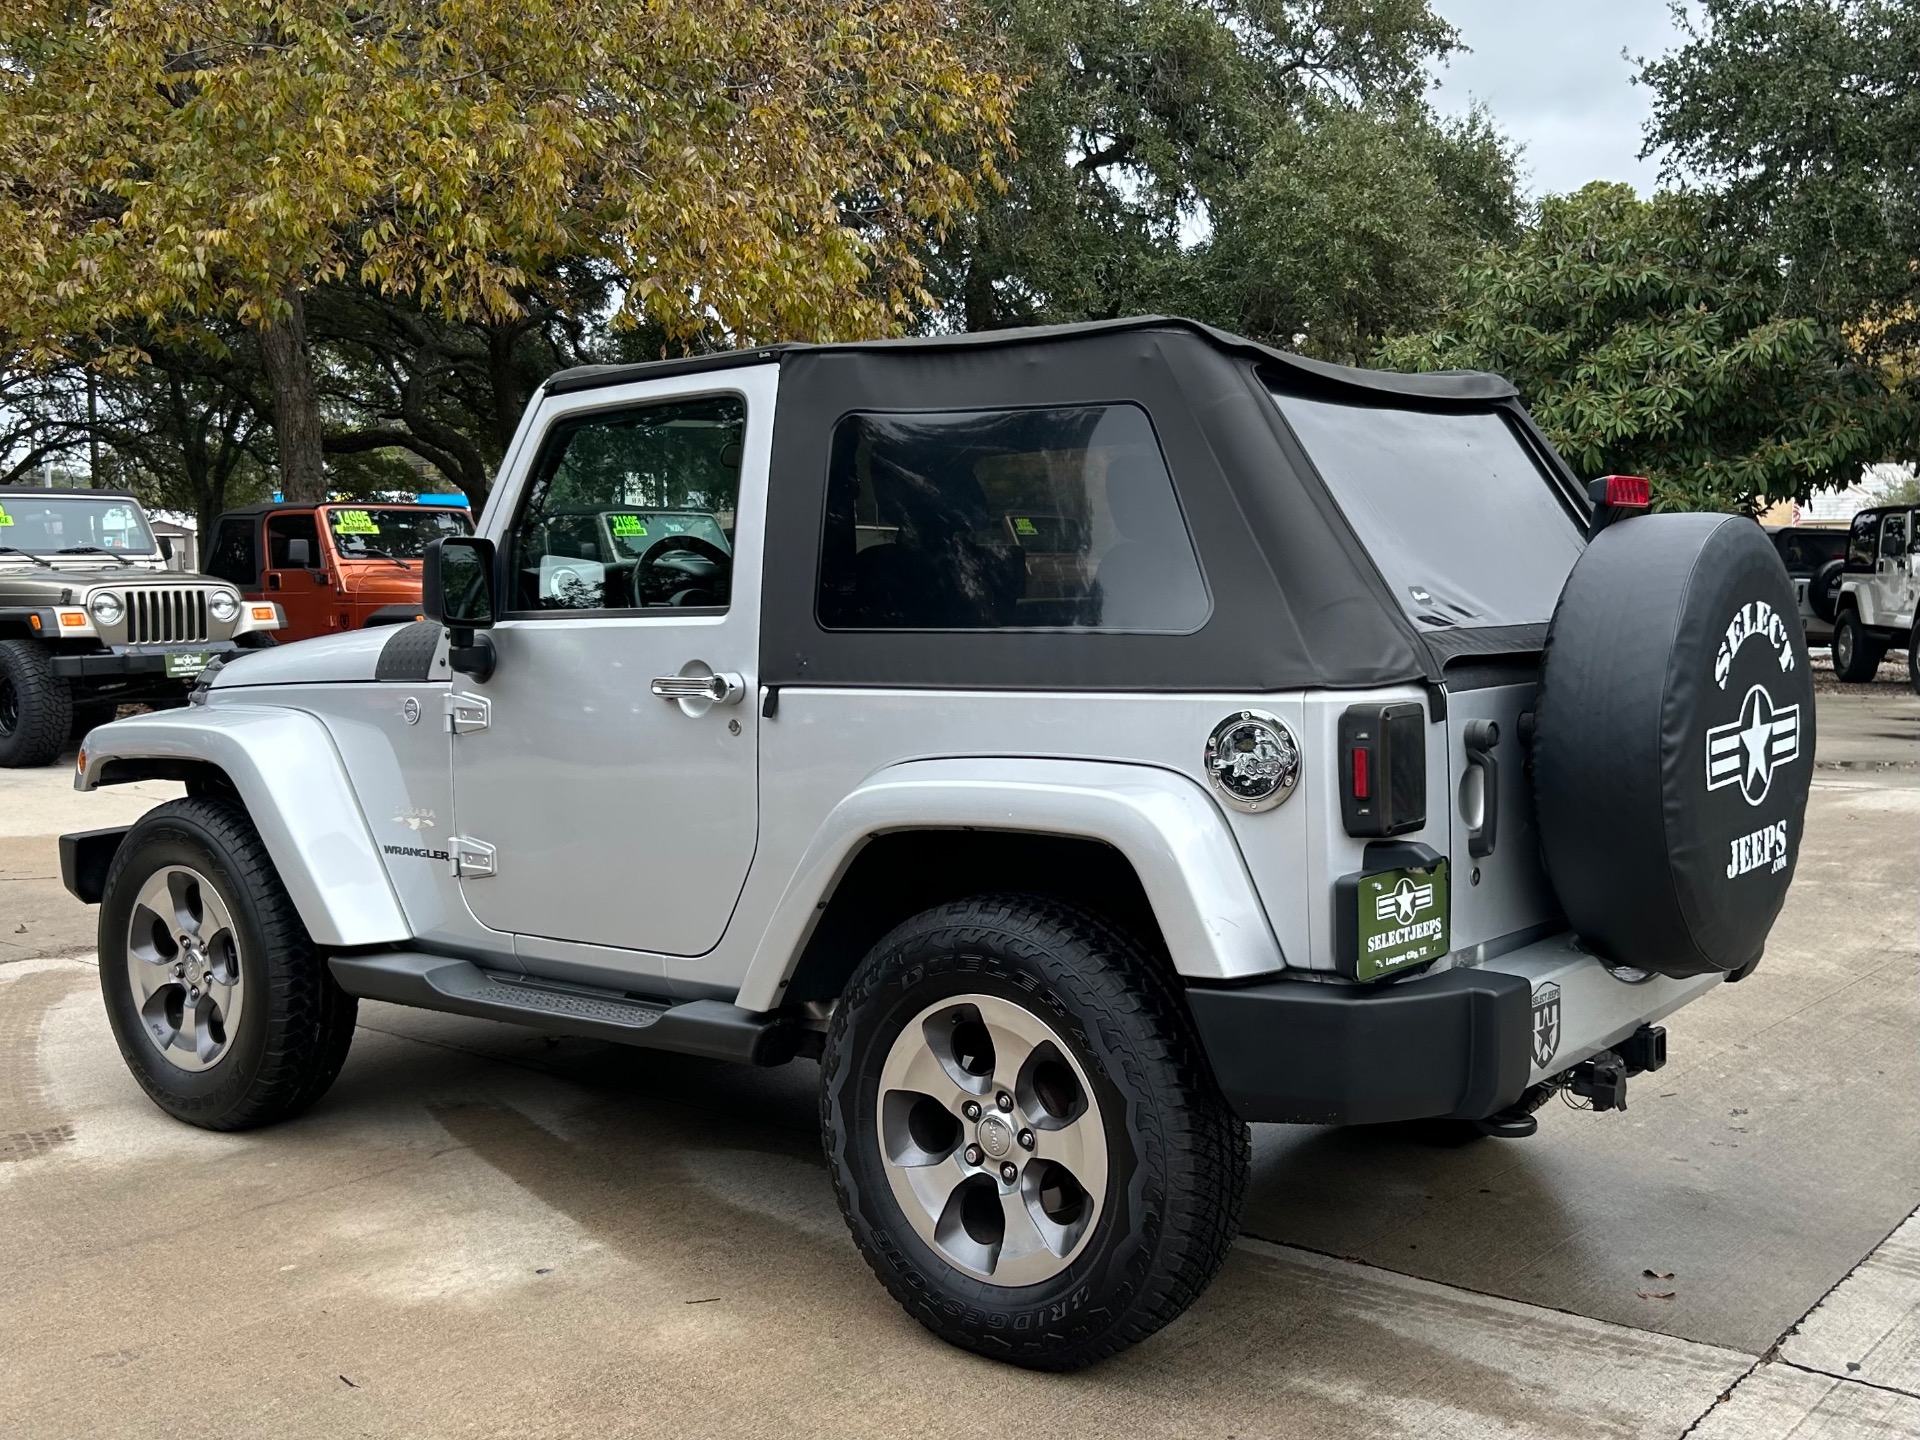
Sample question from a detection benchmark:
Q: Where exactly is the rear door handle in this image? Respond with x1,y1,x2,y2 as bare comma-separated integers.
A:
1463,719,1500,859
651,672,744,705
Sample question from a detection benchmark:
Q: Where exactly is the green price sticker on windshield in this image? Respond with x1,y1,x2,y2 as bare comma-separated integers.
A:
331,509,381,535
609,515,648,538
0,505,13,526
1013,517,1038,537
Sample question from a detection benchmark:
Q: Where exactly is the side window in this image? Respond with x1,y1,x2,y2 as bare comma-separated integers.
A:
816,403,1209,632
506,395,745,613
265,512,321,569
203,519,258,586
1849,511,1879,569
1881,513,1909,559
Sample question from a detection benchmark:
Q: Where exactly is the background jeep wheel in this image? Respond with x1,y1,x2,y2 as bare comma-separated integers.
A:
98,797,357,1130
0,638,73,768
1831,611,1885,682
1809,557,1845,625
1909,630,1919,696
821,895,1248,1370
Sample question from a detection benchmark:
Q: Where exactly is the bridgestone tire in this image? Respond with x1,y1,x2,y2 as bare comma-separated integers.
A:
1534,514,1815,979
1831,610,1885,683
1809,558,1845,625
821,895,1248,1370
0,638,72,768
98,797,357,1130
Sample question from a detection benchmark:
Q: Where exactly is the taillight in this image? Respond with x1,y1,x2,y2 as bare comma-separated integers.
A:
1338,702,1426,837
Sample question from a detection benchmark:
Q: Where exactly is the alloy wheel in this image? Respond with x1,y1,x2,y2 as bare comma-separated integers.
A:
124,865,245,1071
875,993,1108,1286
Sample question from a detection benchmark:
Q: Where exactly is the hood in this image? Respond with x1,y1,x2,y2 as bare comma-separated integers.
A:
209,626,394,688
0,564,209,601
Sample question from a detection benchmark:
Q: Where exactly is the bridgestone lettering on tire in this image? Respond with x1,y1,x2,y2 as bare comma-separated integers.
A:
0,638,72,768
820,895,1248,1370
98,797,357,1131
1534,514,1816,979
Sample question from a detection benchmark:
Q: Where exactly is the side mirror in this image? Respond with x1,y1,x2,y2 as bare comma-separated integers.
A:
424,535,498,681
286,537,311,567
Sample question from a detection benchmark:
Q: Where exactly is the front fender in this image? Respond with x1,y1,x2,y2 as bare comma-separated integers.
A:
77,706,410,948
734,757,1285,1012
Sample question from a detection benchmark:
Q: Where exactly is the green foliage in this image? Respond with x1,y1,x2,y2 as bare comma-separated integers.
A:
1641,0,1920,388
928,0,1521,360
1380,184,1913,512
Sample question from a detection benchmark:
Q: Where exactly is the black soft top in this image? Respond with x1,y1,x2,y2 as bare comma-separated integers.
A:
545,316,1518,405
550,317,1579,694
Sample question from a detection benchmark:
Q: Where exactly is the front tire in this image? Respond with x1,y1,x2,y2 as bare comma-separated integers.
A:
98,797,357,1130
0,639,72,767
821,895,1248,1370
1832,610,1886,682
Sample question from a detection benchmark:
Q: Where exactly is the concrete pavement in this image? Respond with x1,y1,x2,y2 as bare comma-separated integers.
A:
1,689,1914,1436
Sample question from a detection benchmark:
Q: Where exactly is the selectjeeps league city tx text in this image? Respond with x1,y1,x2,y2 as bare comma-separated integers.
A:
61,319,1813,1369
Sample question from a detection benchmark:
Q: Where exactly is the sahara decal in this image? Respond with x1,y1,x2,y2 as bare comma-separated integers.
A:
393,807,436,832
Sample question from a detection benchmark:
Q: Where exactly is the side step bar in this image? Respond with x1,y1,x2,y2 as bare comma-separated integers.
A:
327,951,802,1066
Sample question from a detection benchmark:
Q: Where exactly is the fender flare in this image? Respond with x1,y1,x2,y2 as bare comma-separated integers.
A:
733,757,1285,1012
77,706,410,948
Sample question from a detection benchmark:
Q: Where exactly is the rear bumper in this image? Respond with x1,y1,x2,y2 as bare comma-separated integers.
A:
1187,968,1532,1125
1188,934,1724,1126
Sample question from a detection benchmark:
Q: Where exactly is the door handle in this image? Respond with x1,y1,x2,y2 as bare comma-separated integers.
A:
1463,719,1500,859
651,672,745,705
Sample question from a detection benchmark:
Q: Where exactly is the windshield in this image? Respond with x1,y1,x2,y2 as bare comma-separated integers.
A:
323,506,471,559
0,493,158,555
600,510,731,559
1271,393,1585,629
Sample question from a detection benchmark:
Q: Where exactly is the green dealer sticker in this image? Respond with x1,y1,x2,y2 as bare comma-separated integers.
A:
609,515,648,538
330,509,381,535
1354,861,1450,981
0,504,13,526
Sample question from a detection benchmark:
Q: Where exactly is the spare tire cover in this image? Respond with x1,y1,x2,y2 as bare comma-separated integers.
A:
1810,557,1845,624
1534,514,1815,977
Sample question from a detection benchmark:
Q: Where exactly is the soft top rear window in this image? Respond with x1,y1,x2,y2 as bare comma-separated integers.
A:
1272,392,1584,630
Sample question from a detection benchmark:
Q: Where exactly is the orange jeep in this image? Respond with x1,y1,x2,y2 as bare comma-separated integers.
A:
202,501,472,643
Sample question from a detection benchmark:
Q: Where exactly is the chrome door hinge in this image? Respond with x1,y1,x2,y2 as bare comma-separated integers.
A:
450,836,497,879
445,692,491,734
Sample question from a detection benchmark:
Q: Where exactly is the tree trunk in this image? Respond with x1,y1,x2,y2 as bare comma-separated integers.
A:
254,288,328,502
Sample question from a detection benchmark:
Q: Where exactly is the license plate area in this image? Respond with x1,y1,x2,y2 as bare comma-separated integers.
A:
164,651,212,678
1335,842,1450,983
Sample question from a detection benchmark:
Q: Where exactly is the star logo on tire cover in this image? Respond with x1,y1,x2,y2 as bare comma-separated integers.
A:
1705,684,1801,806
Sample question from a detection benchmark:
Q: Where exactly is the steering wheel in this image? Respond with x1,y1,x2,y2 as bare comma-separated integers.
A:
634,533,731,606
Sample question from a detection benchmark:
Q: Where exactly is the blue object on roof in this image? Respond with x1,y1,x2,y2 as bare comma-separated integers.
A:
415,493,470,507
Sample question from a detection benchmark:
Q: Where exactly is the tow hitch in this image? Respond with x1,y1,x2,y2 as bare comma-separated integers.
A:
1475,1023,1668,1133
1567,1023,1668,1113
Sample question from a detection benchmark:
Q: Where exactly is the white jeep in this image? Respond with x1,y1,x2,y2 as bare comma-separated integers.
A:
63,319,1814,1369
1829,502,1920,689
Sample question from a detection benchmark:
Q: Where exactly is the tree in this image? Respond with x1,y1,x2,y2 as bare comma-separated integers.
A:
1640,0,1920,398
926,0,1520,360
0,1,1012,499
1379,184,1912,512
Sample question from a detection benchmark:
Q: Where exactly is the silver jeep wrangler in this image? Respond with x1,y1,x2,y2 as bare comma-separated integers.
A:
62,319,1815,1369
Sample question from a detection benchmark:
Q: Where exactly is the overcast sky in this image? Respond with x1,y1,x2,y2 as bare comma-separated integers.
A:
1428,0,1689,197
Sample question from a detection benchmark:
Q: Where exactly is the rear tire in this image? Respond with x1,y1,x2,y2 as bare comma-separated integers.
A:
821,894,1248,1370
98,797,357,1130
1832,611,1886,682
0,639,72,768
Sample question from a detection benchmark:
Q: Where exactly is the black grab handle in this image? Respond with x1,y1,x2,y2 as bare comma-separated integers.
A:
1464,719,1500,859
